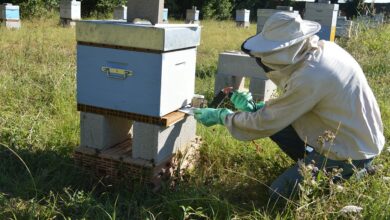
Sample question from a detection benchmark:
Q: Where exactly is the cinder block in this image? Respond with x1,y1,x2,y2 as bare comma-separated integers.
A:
113,5,127,20
217,52,267,78
249,77,277,101
132,116,196,163
127,0,164,24
214,74,245,95
80,112,132,150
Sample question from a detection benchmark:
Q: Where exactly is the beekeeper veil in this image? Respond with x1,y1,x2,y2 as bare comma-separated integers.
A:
241,12,321,71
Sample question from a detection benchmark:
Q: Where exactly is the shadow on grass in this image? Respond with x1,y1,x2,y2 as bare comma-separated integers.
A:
0,144,289,219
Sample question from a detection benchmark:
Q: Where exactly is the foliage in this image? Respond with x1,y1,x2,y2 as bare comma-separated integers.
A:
0,16,389,219
202,0,233,20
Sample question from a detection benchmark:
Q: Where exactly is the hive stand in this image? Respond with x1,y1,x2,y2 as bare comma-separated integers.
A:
0,3,21,29
236,9,250,28
75,0,201,188
214,52,277,102
186,6,199,24
304,2,339,41
59,0,81,27
76,112,199,188
214,7,299,102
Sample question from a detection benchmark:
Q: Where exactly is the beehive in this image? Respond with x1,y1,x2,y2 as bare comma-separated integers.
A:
60,0,81,20
0,3,21,29
162,8,168,23
304,2,339,41
76,21,201,117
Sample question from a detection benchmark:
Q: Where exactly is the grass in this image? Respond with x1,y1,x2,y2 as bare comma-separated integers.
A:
0,16,389,219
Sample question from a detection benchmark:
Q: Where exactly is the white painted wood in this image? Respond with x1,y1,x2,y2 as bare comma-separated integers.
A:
160,48,197,116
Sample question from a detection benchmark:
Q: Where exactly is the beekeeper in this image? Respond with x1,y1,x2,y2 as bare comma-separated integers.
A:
194,12,385,200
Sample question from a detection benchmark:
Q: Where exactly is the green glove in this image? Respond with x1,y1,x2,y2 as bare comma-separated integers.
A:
193,108,233,127
230,91,265,112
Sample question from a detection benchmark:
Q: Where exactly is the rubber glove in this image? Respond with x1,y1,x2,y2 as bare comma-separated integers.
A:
230,91,265,112
193,108,233,127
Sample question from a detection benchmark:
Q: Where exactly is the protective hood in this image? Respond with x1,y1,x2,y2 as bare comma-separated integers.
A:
258,35,319,71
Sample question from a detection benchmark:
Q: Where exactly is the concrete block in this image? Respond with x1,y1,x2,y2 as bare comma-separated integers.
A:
249,78,277,101
113,5,127,20
80,112,132,150
217,52,267,78
214,74,245,95
132,115,196,163
186,6,199,24
127,0,164,24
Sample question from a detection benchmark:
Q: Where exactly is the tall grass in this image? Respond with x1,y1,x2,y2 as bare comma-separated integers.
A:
0,18,389,219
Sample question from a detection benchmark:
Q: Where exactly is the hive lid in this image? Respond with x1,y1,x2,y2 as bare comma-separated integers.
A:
76,20,201,52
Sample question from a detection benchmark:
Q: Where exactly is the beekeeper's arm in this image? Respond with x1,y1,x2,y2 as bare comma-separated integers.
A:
224,74,326,141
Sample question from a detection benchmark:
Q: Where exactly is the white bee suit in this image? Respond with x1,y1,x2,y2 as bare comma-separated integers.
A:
224,38,385,160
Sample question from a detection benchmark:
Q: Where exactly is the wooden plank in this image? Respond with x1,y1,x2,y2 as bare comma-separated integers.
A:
77,103,185,126
162,111,186,126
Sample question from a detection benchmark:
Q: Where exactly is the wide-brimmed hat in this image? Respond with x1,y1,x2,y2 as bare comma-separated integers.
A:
242,11,321,55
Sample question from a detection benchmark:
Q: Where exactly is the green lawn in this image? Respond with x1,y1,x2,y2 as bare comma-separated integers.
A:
0,17,389,219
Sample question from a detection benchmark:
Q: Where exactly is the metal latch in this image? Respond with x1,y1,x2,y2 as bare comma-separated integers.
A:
101,66,133,80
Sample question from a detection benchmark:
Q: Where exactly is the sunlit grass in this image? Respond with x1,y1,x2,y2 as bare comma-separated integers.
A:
0,17,389,219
